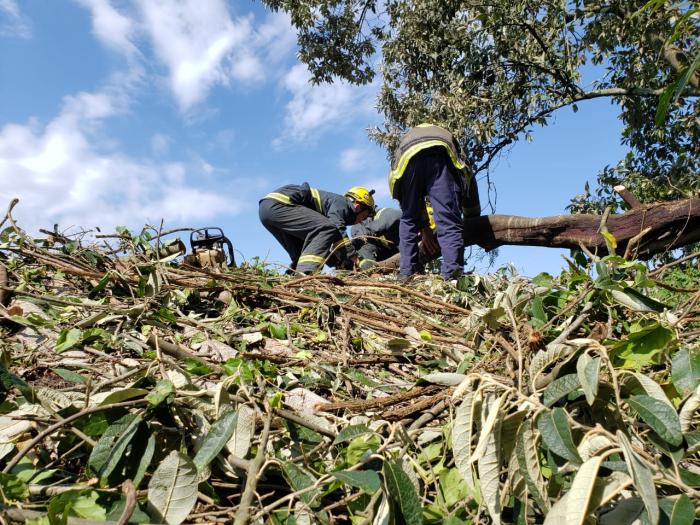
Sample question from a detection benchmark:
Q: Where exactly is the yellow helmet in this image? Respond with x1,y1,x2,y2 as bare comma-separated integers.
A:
345,186,376,211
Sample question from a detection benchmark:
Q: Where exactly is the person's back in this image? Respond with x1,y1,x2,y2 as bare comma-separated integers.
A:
259,183,374,273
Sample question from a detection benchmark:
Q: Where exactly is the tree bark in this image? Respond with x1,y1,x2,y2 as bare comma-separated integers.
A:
376,197,700,269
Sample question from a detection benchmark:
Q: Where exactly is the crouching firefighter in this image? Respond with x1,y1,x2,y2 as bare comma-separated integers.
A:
259,183,376,273
351,205,440,270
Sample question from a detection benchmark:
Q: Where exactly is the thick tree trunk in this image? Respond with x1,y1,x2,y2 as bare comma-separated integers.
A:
376,197,700,269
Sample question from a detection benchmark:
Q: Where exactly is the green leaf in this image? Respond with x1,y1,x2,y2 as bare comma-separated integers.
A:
536,408,582,464
612,322,674,368
610,287,666,312
452,390,476,492
132,433,156,488
266,323,287,339
55,328,82,353
147,451,198,525
576,355,600,406
332,424,371,445
627,395,683,446
659,494,695,525
383,461,422,525
439,468,469,508
53,368,88,384
193,410,239,473
99,388,148,406
543,374,581,407
332,470,381,493
88,413,143,484
181,358,211,376
516,421,549,512
617,431,659,525
477,397,502,525
565,455,604,525
671,348,700,396
145,379,175,406
281,462,319,507
0,472,29,501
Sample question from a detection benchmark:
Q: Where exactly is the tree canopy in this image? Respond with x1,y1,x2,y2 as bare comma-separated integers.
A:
263,0,699,210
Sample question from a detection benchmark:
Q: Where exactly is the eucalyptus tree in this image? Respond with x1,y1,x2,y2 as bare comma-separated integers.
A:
263,0,699,210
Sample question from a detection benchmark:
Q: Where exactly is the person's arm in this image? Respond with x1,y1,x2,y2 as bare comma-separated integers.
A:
326,201,358,261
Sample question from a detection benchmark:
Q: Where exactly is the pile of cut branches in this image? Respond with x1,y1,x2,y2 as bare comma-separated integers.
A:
0,212,699,524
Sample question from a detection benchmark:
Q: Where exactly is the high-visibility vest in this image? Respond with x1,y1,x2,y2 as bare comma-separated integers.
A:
389,123,468,197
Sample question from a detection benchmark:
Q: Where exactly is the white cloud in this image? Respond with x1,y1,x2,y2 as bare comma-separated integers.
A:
150,133,171,155
339,147,370,172
74,0,138,58
0,87,241,234
274,64,378,147
0,0,30,38
135,0,254,110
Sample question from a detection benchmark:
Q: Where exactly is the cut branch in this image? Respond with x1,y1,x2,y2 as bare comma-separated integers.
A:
464,197,700,259
377,198,700,269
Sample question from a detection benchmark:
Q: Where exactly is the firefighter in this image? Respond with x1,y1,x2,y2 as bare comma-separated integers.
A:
259,183,375,273
351,206,440,269
389,123,480,279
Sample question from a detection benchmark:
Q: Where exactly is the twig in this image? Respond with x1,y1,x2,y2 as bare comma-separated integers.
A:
613,185,642,209
233,408,271,525
318,385,441,413
3,399,149,474
116,480,136,525
623,226,652,260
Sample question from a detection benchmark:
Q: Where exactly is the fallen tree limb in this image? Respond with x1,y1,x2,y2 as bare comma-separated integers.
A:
377,197,700,269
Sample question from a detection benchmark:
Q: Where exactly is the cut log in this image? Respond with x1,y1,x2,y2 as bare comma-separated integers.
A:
376,197,700,269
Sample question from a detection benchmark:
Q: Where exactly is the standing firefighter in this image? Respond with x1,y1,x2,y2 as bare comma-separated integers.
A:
259,183,375,273
389,124,480,279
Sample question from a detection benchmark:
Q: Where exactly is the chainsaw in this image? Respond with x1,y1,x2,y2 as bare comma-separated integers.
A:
184,227,236,269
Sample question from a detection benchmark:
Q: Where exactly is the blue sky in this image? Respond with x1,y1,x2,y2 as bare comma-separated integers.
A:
0,1,627,276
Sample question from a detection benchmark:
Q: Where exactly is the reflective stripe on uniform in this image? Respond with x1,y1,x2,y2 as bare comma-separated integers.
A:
359,258,375,269
298,254,325,265
310,188,322,213
264,192,292,204
374,208,386,221
388,139,468,198
333,238,352,250
425,201,436,231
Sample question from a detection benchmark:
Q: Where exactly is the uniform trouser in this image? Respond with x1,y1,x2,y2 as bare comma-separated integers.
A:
258,199,343,272
357,242,397,269
398,148,464,278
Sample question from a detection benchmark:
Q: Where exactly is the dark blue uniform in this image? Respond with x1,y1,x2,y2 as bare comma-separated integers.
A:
389,125,473,279
351,207,401,269
259,183,358,273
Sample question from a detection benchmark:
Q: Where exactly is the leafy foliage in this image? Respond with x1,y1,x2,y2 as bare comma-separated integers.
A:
0,220,698,523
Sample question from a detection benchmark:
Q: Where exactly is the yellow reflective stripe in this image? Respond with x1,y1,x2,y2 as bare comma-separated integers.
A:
379,235,393,247
374,208,386,221
359,258,375,269
298,254,325,264
388,140,467,197
265,192,292,204
310,188,322,213
333,238,352,249
425,201,436,231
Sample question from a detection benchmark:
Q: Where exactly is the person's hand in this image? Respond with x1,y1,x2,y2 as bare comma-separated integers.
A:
419,227,439,256
350,255,359,268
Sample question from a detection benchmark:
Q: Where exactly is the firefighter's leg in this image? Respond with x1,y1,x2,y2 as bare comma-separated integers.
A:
398,156,428,277
424,151,465,278
259,199,305,267
298,219,342,273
